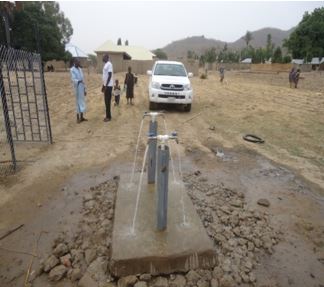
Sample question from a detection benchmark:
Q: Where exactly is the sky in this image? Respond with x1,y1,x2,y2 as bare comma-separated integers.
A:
59,1,323,54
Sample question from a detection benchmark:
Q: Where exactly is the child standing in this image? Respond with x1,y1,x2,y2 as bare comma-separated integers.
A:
113,79,121,106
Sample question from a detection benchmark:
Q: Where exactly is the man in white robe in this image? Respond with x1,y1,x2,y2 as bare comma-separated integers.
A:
70,59,87,123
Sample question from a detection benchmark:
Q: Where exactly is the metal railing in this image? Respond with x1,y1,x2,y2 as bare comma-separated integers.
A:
0,45,52,175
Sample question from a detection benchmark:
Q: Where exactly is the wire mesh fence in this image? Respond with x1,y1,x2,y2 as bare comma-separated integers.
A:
0,45,52,176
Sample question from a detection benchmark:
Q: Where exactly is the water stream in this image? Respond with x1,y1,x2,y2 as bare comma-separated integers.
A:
130,118,145,185
131,144,149,234
163,119,177,182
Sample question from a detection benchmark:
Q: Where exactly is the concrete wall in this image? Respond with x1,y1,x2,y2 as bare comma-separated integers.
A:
205,63,251,71
46,58,90,72
45,60,67,71
251,63,312,73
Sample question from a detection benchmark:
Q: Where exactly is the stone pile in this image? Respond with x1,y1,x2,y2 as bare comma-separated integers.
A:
33,171,280,287
33,178,118,285
183,171,281,285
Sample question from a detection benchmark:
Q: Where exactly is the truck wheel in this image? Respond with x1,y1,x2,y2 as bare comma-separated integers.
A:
149,102,156,110
184,104,191,112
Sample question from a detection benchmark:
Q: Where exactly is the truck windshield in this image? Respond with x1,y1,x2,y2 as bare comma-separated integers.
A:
154,64,187,77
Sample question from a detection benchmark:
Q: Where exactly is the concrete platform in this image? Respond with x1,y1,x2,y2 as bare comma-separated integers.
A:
110,174,217,277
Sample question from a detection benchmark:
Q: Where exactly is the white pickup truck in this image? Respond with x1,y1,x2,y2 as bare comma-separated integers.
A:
147,60,193,112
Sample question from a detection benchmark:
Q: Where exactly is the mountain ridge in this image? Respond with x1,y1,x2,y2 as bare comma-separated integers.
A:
161,27,294,59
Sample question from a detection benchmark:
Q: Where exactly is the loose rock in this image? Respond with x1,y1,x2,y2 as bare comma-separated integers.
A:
44,255,59,273
70,268,82,282
151,276,168,287
257,198,270,207
139,274,151,281
186,270,201,284
53,243,69,257
169,274,186,287
118,275,138,287
48,265,67,281
78,272,98,287
85,248,97,265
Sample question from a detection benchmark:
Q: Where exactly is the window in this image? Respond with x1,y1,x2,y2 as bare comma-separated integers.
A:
154,64,187,77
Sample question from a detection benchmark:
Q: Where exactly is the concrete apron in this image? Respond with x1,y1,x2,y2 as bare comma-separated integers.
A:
110,173,217,277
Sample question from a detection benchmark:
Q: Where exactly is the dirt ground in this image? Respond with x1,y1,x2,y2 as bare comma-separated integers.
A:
0,70,323,287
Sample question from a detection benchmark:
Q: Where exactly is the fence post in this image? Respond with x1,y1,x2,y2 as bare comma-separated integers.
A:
38,56,53,144
0,65,16,170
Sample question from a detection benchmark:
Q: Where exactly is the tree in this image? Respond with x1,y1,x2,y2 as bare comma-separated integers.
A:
63,51,72,67
266,33,274,60
272,46,283,63
284,7,324,59
187,50,195,59
88,53,97,67
282,55,292,64
204,47,217,63
117,38,122,45
7,2,73,61
243,31,253,47
125,39,128,46
153,48,167,60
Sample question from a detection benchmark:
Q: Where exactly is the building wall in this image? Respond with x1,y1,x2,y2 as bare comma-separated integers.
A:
96,52,124,73
96,53,199,75
122,60,154,75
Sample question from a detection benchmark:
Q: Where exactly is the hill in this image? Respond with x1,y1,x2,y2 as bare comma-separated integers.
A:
230,27,295,49
161,27,294,59
162,35,226,59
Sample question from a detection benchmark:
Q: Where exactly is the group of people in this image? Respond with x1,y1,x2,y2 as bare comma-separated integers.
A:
70,54,136,124
289,67,301,88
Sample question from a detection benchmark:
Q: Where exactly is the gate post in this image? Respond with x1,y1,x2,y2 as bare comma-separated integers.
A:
38,57,53,144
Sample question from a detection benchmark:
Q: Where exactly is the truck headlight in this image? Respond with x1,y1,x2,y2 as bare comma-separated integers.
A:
151,82,160,89
184,84,192,91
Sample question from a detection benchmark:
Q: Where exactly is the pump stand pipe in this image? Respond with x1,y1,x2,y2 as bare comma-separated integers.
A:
143,111,165,184
148,132,178,231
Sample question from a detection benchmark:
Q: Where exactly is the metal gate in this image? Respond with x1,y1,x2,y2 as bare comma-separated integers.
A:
0,45,52,175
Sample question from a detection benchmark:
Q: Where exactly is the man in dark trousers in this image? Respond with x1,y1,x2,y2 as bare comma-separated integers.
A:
102,54,113,122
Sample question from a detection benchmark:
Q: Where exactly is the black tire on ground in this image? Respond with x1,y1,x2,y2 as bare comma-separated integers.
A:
243,134,265,144
184,104,191,112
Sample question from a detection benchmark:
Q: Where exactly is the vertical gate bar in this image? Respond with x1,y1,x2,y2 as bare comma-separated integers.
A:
12,47,27,141
0,64,16,170
38,54,53,143
148,120,157,184
30,53,42,141
1,46,19,140
22,51,34,141
156,145,169,230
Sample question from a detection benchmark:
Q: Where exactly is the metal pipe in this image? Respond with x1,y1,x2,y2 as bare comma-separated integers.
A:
157,145,169,230
148,120,157,184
